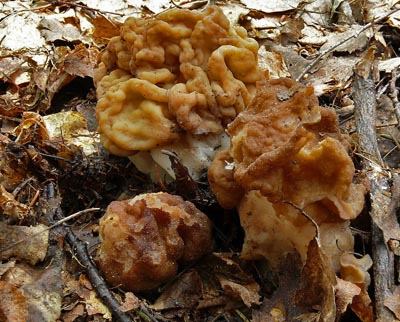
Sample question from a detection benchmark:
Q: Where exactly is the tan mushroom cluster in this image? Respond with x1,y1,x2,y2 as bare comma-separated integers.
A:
94,5,262,179
208,78,366,270
96,192,213,292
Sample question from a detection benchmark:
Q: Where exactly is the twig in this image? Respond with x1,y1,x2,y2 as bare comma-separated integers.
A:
63,224,133,322
352,48,396,321
282,200,321,245
0,207,100,254
40,182,133,322
296,6,400,82
389,69,400,124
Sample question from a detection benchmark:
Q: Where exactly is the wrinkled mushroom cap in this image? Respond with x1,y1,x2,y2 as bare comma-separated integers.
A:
208,78,366,270
97,192,213,291
94,5,261,157
226,78,365,220
340,253,373,288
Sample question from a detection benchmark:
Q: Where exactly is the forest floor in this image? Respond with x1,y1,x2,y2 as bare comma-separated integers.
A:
1,0,400,321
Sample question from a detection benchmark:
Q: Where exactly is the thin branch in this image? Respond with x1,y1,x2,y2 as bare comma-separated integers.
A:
296,6,400,82
389,69,400,124
352,49,396,321
0,208,100,254
282,200,321,245
63,224,133,322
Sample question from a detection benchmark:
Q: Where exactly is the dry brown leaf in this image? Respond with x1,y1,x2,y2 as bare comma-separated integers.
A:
63,303,85,322
0,260,16,278
85,290,112,319
1,261,63,322
0,281,28,322
0,183,30,220
119,292,140,312
21,265,63,322
335,278,361,316
252,252,304,322
218,276,261,308
384,286,400,320
39,18,81,43
152,270,202,311
63,44,100,78
92,15,122,44
295,238,337,322
0,222,48,265
239,0,300,13
351,290,374,322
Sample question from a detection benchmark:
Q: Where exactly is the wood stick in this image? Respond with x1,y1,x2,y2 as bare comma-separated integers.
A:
43,183,133,322
352,48,396,321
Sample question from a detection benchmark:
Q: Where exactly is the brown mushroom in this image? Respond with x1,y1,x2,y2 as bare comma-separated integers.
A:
96,192,213,292
208,78,366,270
94,5,262,179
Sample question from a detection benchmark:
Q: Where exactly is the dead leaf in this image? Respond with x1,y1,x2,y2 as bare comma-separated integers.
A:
63,303,85,322
218,276,261,308
253,252,304,322
335,278,361,316
239,0,301,13
92,15,122,43
295,238,336,322
351,290,374,322
153,270,202,311
0,281,28,322
119,292,140,312
384,285,400,320
39,18,81,43
0,258,63,322
42,110,100,156
319,26,373,54
0,184,30,220
21,265,63,322
0,222,49,265
63,44,100,78
0,260,16,278
85,290,112,319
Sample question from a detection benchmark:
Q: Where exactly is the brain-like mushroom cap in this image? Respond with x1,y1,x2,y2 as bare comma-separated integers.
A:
225,78,365,220
208,78,366,270
97,192,213,292
94,5,261,156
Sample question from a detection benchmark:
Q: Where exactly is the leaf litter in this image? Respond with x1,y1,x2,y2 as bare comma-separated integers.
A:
0,0,400,321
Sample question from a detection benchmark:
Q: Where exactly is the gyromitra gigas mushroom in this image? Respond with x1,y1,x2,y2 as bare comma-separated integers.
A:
96,192,213,292
208,78,366,271
94,5,262,179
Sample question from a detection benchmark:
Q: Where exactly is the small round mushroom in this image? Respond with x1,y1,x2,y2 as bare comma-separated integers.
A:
96,192,213,292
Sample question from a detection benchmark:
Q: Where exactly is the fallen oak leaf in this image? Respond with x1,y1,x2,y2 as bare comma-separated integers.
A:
0,281,28,322
334,278,361,317
218,276,261,308
152,270,202,311
295,238,337,322
384,285,400,320
252,252,304,322
0,222,48,265
0,184,30,220
119,292,140,313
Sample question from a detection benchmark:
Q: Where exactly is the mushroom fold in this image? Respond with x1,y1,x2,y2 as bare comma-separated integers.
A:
96,192,213,292
94,5,262,179
208,78,366,270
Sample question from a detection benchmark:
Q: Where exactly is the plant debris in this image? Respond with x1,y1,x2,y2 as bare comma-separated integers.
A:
1,0,400,321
